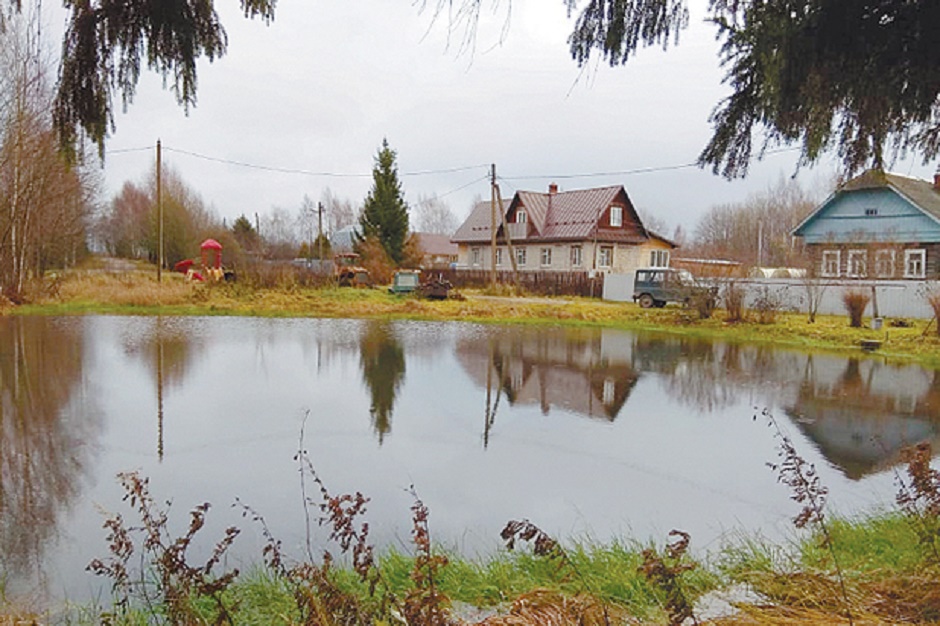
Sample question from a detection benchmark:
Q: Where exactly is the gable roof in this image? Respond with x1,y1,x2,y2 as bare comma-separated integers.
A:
451,198,511,243
793,169,940,236
415,232,458,256
452,185,654,245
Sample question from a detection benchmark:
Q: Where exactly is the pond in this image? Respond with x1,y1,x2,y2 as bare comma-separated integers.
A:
2,315,939,604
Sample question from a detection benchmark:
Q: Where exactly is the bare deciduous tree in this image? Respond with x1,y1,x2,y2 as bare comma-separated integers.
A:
0,12,94,301
320,188,357,234
414,193,460,235
687,176,825,268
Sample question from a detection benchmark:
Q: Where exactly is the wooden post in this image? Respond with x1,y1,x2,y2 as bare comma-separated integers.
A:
157,139,163,282
490,164,497,289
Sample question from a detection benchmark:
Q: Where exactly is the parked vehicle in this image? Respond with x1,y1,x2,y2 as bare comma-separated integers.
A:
633,268,714,308
389,269,421,294
334,253,371,287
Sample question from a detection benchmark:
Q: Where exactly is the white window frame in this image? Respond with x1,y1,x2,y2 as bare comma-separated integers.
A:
516,246,527,267
570,245,582,268
602,378,615,405
847,249,867,278
650,249,670,268
874,249,895,278
540,247,552,267
471,247,481,267
904,249,926,278
495,247,503,267
598,245,613,268
609,206,623,228
821,249,840,277
516,210,527,224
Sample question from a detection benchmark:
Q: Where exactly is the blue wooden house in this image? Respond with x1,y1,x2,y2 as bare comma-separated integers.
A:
791,169,940,279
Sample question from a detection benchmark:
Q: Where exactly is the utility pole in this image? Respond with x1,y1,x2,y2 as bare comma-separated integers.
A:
157,139,163,282
317,201,324,263
490,164,497,289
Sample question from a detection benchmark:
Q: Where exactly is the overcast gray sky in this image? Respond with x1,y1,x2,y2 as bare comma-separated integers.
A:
81,0,935,233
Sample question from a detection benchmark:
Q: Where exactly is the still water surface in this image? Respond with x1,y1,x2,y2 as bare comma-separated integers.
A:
3,315,940,603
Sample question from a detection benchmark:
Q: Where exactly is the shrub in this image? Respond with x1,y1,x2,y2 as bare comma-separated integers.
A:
923,282,940,337
751,285,785,324
722,282,746,323
842,288,871,328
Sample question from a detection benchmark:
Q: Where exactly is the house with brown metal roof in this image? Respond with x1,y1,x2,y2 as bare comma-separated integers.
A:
792,169,940,279
451,183,675,274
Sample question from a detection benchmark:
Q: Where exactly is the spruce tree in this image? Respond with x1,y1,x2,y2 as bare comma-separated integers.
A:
359,139,410,265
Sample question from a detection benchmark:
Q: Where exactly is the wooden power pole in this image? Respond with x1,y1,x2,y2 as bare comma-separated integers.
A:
157,139,163,282
490,164,497,289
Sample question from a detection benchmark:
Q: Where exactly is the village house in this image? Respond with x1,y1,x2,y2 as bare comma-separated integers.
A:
791,169,940,279
451,184,675,274
413,232,458,269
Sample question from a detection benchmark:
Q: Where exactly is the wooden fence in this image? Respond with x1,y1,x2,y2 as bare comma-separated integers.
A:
426,269,605,298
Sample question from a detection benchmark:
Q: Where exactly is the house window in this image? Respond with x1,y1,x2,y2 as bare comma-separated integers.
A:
602,378,615,405
540,247,552,267
865,208,879,216
516,210,527,224
570,245,582,267
847,249,867,278
516,246,527,267
495,247,503,267
598,245,613,268
874,249,895,278
609,206,623,228
471,247,481,267
905,249,926,278
821,250,840,277
650,249,670,267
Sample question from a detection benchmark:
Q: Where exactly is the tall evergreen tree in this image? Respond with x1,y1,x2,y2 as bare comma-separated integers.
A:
359,139,410,265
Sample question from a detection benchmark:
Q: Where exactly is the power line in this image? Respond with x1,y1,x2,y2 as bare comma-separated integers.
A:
161,146,489,179
501,147,801,182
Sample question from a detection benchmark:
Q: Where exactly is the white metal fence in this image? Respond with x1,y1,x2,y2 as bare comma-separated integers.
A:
603,272,939,320
721,278,936,320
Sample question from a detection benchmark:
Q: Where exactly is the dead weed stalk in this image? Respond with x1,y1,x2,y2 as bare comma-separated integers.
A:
638,530,698,626
87,471,240,624
760,408,853,625
500,519,611,625
896,442,940,565
403,486,453,626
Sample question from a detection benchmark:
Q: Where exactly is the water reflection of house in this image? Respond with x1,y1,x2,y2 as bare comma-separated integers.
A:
455,328,639,421
785,357,940,479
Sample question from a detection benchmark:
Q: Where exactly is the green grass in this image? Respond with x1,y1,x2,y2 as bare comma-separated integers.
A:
8,266,940,367
54,513,939,625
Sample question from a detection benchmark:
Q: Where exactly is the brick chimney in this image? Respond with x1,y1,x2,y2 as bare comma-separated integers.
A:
548,182,558,195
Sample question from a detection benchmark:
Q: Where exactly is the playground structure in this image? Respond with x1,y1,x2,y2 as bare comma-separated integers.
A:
173,239,235,282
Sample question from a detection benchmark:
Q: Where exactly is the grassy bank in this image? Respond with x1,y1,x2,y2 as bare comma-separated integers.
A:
46,494,940,625
6,264,940,368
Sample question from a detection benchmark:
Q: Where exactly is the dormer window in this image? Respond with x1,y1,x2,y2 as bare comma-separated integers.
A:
516,210,527,224
610,206,623,227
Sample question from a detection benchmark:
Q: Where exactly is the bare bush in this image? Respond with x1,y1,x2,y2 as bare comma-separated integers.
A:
723,282,747,323
842,288,871,328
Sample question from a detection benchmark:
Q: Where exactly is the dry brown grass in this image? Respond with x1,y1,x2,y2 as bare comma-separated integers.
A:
707,569,940,625
49,270,196,307
476,589,632,625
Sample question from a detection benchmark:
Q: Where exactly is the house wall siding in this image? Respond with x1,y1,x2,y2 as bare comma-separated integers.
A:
799,188,940,244
807,242,940,279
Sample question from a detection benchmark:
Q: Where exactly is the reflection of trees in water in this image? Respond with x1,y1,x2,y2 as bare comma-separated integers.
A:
120,317,202,389
0,317,96,587
359,322,405,443
636,335,805,413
